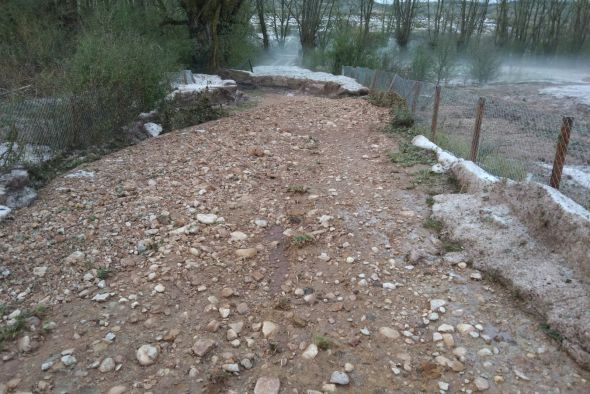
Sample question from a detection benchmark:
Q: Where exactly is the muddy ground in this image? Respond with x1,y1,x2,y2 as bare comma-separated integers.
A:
0,93,588,393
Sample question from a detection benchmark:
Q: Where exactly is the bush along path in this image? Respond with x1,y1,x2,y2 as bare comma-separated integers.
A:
0,94,588,393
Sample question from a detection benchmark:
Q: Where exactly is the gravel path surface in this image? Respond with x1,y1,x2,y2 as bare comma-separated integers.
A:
0,94,588,393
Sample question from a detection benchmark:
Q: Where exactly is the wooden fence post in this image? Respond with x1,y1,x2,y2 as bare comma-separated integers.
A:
469,97,486,162
549,116,574,189
411,81,422,114
431,85,442,140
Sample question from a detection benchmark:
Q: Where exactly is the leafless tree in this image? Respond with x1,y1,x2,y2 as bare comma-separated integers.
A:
426,0,446,45
457,0,489,48
359,0,374,42
270,0,294,47
392,0,418,48
255,0,270,49
569,0,590,51
292,0,336,57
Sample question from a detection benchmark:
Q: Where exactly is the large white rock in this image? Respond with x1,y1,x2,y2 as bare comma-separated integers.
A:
302,343,318,360
136,344,159,366
197,213,218,224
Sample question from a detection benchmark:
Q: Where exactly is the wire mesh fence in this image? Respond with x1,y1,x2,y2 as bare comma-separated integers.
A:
0,88,152,170
343,66,590,210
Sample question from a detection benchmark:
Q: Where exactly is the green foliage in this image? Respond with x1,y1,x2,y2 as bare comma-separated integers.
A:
442,240,463,253
468,39,502,84
313,335,332,350
409,45,432,81
434,132,471,159
97,267,113,280
479,155,527,181
305,19,388,73
369,91,408,109
423,217,444,232
0,0,73,90
432,36,457,84
218,3,260,69
160,93,225,131
540,323,564,343
0,316,25,349
291,234,314,248
390,107,415,131
64,6,184,145
390,142,436,167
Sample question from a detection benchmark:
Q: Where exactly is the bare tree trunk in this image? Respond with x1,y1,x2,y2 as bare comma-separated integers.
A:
270,0,294,47
256,0,270,50
393,0,418,48
569,0,590,51
293,0,335,59
179,0,245,72
427,0,446,45
495,0,509,46
457,0,489,48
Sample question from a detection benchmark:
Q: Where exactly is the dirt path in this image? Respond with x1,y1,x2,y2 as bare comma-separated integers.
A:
0,94,588,393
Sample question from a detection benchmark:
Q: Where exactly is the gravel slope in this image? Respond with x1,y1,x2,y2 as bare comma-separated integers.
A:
0,94,588,393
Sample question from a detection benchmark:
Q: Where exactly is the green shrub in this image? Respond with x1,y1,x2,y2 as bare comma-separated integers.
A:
468,40,502,84
369,91,408,109
432,36,457,84
390,108,415,130
390,142,436,167
409,45,432,81
160,93,225,131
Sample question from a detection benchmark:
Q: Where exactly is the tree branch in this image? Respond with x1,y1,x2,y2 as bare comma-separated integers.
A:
159,17,189,27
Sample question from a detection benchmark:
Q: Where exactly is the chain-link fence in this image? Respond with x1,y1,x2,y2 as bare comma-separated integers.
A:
0,87,158,170
343,66,590,210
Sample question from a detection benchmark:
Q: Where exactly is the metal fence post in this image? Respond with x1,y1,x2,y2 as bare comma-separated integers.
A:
431,85,441,140
549,116,574,189
411,81,422,114
469,97,486,162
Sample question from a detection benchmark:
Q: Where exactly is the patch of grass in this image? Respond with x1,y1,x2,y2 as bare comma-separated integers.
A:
268,341,282,353
426,196,435,207
423,218,443,232
447,175,462,193
390,143,436,167
369,91,408,109
479,155,527,181
442,240,463,253
434,132,471,160
206,369,231,385
287,184,308,194
274,296,291,311
0,316,25,349
25,150,102,190
411,169,436,187
435,132,527,181
540,323,563,343
291,234,314,248
313,334,332,351
97,266,113,280
390,107,415,130
0,304,6,317
287,211,304,225
31,305,48,319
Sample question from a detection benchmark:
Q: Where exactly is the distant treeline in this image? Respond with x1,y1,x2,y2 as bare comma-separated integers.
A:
1,0,589,93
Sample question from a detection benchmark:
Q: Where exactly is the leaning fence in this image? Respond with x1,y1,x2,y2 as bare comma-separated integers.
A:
342,66,590,210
